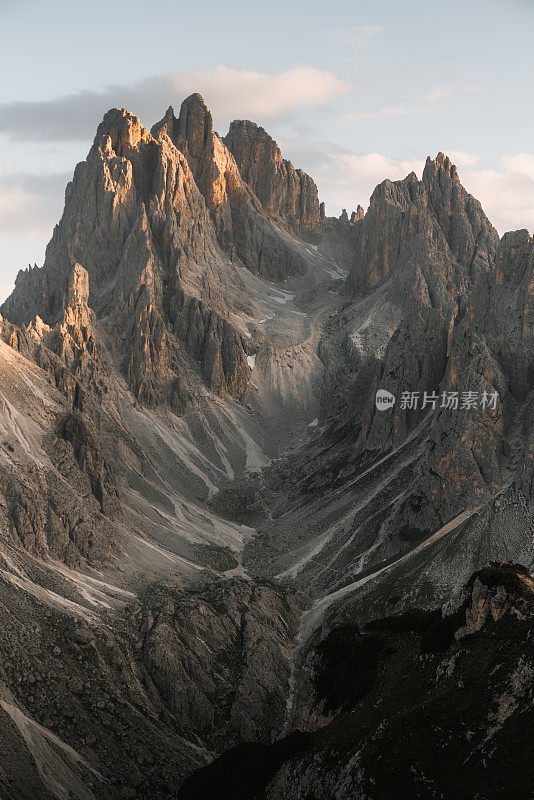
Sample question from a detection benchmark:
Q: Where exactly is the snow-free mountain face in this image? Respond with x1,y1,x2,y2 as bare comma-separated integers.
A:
180,563,534,800
0,94,532,799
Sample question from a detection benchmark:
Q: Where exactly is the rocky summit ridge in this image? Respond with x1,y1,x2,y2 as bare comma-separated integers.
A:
0,94,532,800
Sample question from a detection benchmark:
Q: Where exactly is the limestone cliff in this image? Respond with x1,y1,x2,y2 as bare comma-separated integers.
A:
224,119,321,239
152,94,312,281
2,106,253,407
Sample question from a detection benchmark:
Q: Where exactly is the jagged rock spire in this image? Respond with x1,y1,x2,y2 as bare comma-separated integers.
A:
176,93,213,159
224,118,321,239
151,95,315,280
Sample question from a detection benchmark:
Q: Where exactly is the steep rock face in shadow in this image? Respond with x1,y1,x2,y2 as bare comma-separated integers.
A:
492,229,534,389
178,564,534,800
0,342,117,568
346,153,497,296
489,230,534,493
57,411,117,515
337,154,511,527
136,579,304,751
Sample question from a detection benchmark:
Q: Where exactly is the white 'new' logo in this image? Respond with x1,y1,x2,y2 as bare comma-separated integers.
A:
375,389,396,411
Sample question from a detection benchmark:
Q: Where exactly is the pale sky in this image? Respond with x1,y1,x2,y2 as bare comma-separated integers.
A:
1,0,533,302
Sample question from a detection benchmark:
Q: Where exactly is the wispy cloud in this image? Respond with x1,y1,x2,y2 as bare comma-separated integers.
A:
331,25,385,47
502,153,534,180
424,86,452,104
0,66,351,143
279,137,424,213
341,106,411,122
446,151,481,169
0,171,68,233
338,85,452,125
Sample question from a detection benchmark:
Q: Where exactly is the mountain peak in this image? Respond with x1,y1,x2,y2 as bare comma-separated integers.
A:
423,151,460,185
224,117,321,239
96,107,152,155
182,91,208,107
175,93,214,158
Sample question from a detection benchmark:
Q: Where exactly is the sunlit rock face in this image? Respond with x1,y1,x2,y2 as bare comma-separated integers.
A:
152,93,314,280
224,118,321,240
2,103,255,406
2,94,326,411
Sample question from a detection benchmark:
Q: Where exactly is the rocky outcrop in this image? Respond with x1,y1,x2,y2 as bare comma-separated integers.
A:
180,564,534,800
0,264,51,328
134,578,304,749
333,154,520,525
57,411,117,514
126,287,170,409
346,153,498,297
33,344,85,410
460,562,534,633
224,119,321,239
492,229,534,373
0,96,322,414
4,464,115,567
2,105,255,408
168,285,250,399
321,204,365,266
32,105,222,318
152,95,311,280
46,265,104,394
1,263,105,411
1,431,116,568
0,331,118,568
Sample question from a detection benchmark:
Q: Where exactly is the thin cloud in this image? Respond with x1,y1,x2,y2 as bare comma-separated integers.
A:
279,137,424,213
338,86,452,125
424,86,452,104
316,152,425,211
460,161,534,235
0,171,68,233
502,153,534,180
341,106,411,122
0,66,351,143
331,25,385,47
447,151,481,170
